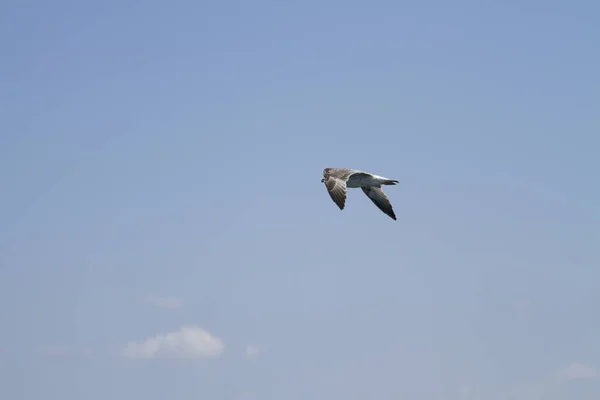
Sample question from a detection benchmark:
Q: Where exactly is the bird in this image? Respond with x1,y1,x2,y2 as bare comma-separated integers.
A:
321,168,399,220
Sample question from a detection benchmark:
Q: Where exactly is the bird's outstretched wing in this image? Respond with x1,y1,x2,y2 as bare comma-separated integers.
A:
323,169,353,210
361,186,397,220
322,168,362,210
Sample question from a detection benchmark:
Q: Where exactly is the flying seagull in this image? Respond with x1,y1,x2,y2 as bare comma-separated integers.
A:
321,168,399,220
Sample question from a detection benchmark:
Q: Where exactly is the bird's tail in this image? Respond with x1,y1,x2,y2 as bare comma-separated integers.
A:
383,180,399,185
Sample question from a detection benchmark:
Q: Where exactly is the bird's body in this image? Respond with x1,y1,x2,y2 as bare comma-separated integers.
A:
321,168,399,220
346,173,391,188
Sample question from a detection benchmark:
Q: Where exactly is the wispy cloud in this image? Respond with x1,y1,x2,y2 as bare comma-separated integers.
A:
558,362,597,381
245,345,260,358
142,295,184,309
122,326,224,359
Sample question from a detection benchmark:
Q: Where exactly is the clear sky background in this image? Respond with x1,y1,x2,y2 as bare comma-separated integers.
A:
1,0,599,399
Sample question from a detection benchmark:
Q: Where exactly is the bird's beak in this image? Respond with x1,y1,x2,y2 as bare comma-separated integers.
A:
321,178,324,183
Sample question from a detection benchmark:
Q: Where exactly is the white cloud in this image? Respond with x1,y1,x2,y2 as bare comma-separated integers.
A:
122,326,224,359
142,295,183,309
559,362,597,381
245,345,260,358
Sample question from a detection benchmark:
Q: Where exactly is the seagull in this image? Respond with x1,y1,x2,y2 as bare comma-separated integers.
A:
321,168,399,220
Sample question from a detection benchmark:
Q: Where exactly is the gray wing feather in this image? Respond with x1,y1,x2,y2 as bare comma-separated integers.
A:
361,186,397,220
322,168,359,210
323,168,361,180
324,175,347,209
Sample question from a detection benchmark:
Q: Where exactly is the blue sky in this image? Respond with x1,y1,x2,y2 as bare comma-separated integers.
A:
1,0,599,399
